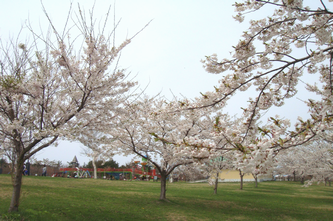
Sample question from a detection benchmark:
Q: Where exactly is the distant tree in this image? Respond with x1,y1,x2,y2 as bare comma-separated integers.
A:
172,164,207,182
202,155,233,194
0,158,8,165
119,161,136,169
85,160,103,169
40,158,60,168
276,141,333,186
85,159,119,169
102,159,119,168
80,131,117,179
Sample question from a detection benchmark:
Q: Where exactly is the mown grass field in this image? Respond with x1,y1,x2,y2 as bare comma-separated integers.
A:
0,174,332,221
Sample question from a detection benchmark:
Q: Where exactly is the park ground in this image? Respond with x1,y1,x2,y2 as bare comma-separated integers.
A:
0,174,332,221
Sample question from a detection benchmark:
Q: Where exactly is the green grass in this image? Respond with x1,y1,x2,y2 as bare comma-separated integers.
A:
0,175,332,220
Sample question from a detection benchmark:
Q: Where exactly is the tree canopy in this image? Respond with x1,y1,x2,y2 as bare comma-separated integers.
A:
0,3,140,212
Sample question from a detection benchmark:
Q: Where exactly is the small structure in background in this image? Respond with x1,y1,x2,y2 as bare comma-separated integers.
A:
69,156,79,168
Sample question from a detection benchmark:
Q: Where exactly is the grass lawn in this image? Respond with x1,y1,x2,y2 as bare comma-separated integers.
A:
0,174,332,221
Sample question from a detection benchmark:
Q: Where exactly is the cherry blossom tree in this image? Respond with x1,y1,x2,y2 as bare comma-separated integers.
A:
202,155,234,194
0,4,144,212
117,1,333,193
276,141,333,185
172,164,206,182
113,97,214,200
79,131,116,179
161,0,332,186
234,151,275,188
198,0,333,151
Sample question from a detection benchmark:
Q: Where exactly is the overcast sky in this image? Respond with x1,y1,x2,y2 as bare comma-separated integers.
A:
0,0,321,166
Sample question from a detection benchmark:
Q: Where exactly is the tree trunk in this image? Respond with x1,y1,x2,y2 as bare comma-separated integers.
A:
92,156,97,179
252,173,258,188
239,170,244,190
160,172,167,200
214,172,219,195
293,171,296,182
8,156,24,212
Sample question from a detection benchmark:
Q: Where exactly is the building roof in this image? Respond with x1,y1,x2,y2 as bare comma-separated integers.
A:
71,155,78,163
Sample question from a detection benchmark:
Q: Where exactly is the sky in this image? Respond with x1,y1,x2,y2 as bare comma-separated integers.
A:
0,0,323,166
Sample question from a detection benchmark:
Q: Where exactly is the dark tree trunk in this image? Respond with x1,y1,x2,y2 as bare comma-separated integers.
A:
213,172,219,195
239,170,244,190
293,171,296,182
160,172,167,200
8,155,24,212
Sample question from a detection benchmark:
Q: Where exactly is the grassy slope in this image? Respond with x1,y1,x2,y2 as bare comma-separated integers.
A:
0,174,332,221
